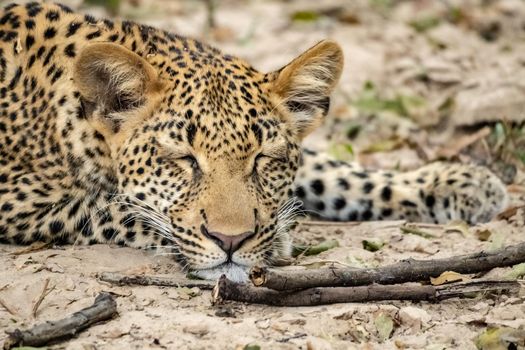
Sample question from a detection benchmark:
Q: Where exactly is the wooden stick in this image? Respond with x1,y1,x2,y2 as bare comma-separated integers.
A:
9,242,52,256
98,272,215,290
250,242,525,291
32,278,53,318
3,292,117,349
213,276,519,306
0,297,17,316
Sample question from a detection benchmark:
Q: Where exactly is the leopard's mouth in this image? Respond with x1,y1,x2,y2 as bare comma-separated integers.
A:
191,262,249,283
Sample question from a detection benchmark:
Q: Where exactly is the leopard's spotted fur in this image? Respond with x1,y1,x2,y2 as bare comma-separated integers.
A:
0,2,508,281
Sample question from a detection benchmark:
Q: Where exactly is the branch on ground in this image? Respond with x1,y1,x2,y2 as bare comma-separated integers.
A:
213,276,519,306
98,272,215,290
3,292,117,350
250,241,525,291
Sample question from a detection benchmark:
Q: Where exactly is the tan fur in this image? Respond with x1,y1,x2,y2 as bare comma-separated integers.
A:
0,3,507,283
74,43,165,151
272,40,344,138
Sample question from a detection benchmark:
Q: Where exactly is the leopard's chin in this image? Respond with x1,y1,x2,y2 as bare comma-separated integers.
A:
192,262,249,283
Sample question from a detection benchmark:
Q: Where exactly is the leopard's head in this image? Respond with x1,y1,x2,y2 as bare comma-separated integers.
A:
73,39,343,281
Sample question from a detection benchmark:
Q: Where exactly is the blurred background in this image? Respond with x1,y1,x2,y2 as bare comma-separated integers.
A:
2,0,525,189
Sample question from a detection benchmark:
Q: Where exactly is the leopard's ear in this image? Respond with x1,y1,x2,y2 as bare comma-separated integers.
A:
270,40,343,139
73,43,163,130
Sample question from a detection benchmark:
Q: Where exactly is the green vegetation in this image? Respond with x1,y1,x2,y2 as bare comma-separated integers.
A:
353,81,425,119
292,240,340,257
291,10,320,22
84,0,120,15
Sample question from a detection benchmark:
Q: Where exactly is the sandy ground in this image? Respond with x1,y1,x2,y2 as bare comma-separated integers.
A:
1,219,525,349
1,0,525,349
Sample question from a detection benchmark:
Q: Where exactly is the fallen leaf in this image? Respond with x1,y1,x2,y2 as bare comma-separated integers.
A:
430,271,471,285
291,10,320,22
409,16,441,32
489,232,505,250
475,327,525,350
362,240,384,252
176,287,202,300
445,220,470,237
292,240,339,257
398,306,431,332
475,229,492,241
496,205,524,221
374,313,394,342
244,344,261,350
503,263,525,280
345,255,368,268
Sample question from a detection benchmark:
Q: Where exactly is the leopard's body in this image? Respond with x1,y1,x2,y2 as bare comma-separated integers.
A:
0,2,508,281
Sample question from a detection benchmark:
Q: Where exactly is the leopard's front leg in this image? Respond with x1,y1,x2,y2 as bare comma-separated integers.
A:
0,171,174,250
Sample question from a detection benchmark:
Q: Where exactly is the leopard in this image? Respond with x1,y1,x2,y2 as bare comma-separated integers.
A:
0,2,508,282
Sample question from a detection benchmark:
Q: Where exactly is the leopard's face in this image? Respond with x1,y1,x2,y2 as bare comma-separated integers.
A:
74,41,343,281
116,81,303,281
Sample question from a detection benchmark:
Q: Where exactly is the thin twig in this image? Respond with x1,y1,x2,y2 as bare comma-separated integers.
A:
4,293,117,349
250,241,525,291
98,272,215,290
9,242,52,256
0,297,17,316
32,278,53,318
298,220,361,227
213,276,519,306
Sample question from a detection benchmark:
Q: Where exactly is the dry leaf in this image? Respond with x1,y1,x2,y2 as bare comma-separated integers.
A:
475,327,525,350
292,240,340,257
496,205,524,221
243,345,261,350
503,263,525,280
475,229,492,241
176,287,202,300
489,233,505,250
374,313,394,342
445,220,470,237
362,240,384,252
430,271,471,285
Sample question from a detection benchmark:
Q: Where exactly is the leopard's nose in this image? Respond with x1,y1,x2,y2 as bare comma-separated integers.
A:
200,225,255,255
